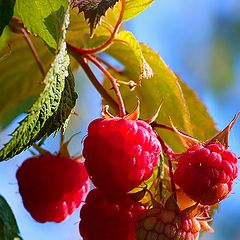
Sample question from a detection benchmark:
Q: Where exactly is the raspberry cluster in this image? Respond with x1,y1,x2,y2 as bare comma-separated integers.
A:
79,116,161,239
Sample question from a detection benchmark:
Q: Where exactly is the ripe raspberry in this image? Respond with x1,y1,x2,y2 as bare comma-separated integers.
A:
83,117,161,196
16,154,90,223
79,188,145,240
137,197,202,240
174,143,238,205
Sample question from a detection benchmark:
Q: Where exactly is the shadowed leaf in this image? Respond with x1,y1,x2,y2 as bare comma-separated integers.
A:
0,0,15,36
0,195,22,240
72,0,119,36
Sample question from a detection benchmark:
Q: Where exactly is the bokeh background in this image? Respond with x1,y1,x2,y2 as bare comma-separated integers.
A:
1,0,240,239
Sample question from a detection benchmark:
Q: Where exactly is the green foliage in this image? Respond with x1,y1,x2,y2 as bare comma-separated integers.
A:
72,0,120,36
0,195,22,240
0,0,220,238
0,0,15,36
0,33,54,129
110,31,153,80
209,37,234,91
14,0,68,49
0,43,76,161
119,0,154,21
104,44,217,151
85,31,152,80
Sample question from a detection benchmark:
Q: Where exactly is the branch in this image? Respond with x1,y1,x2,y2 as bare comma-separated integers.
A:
69,0,126,55
68,47,119,111
21,28,45,78
86,54,126,117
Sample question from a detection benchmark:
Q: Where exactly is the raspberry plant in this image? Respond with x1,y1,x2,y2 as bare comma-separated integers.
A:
0,0,239,240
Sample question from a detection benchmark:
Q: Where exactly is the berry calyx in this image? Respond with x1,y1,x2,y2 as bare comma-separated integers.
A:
79,188,145,240
174,143,238,205
16,153,90,223
83,115,161,196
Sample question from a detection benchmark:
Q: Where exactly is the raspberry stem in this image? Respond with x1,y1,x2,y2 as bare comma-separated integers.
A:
152,122,191,138
157,135,177,198
86,54,126,117
68,0,126,56
21,27,45,78
68,52,119,111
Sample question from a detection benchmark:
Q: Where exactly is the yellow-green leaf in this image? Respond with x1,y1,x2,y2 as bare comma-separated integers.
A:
103,44,217,151
111,31,152,80
114,0,154,22
14,0,68,49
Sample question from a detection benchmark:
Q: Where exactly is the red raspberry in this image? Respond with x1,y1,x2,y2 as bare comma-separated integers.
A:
137,206,201,240
16,154,90,223
174,143,238,205
79,188,145,240
83,118,161,196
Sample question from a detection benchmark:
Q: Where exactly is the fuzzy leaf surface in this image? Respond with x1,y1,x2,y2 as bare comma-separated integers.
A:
72,0,119,36
0,0,15,36
14,0,68,49
0,10,77,161
0,33,54,129
0,195,22,240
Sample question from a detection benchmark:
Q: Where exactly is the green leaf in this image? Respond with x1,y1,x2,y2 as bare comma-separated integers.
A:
0,0,15,36
209,37,234,91
103,44,217,151
0,195,22,240
71,0,120,36
113,0,154,22
177,77,217,141
109,31,152,80
0,10,77,161
14,0,68,49
83,31,152,80
0,33,54,129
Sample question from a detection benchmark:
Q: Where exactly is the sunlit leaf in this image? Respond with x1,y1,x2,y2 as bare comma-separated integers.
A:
0,0,15,36
114,0,154,22
0,195,22,240
84,31,152,80
14,0,68,49
103,44,217,151
110,31,152,80
177,77,217,141
209,37,234,91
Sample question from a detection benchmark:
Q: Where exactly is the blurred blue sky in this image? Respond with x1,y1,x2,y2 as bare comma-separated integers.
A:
1,1,240,239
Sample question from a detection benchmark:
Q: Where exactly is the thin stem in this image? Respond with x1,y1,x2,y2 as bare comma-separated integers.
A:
68,46,119,111
60,128,65,146
21,28,45,77
86,54,126,117
157,135,177,198
152,122,191,137
69,0,126,55
94,54,122,73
